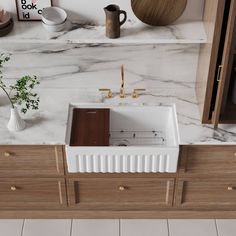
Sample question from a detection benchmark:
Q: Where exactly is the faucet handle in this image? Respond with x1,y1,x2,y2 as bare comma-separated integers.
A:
99,88,113,98
132,89,146,98
120,88,126,98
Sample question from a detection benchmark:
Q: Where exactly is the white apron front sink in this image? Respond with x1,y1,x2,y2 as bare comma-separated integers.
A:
65,104,180,173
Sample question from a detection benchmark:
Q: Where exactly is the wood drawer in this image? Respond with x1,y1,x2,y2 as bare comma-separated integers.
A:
176,178,236,210
67,178,175,210
0,145,64,177
0,178,67,209
180,146,236,175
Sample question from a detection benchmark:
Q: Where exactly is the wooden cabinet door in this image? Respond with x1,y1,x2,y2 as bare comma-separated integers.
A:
212,0,236,128
0,178,67,209
196,0,226,123
70,108,110,146
67,178,175,210
0,145,64,177
176,178,236,210
179,145,236,176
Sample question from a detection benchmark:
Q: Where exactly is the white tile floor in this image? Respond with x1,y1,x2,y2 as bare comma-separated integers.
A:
1,219,236,236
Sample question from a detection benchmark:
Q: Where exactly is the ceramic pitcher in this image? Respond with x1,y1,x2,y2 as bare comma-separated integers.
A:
104,4,127,39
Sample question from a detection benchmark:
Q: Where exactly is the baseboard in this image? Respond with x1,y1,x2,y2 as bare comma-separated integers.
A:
1,210,236,219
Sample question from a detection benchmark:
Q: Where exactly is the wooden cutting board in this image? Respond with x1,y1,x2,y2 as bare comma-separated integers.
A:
131,0,187,26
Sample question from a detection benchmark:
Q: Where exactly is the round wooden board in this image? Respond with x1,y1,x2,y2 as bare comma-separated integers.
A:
131,0,188,26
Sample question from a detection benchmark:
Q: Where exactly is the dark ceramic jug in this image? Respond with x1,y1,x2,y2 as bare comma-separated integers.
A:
104,4,127,39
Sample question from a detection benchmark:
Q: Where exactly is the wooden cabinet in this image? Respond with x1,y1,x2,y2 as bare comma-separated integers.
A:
0,145,66,210
212,0,236,127
176,145,236,211
176,179,236,210
0,178,67,209
180,145,236,175
196,0,236,127
1,144,236,217
67,178,175,210
0,145,64,177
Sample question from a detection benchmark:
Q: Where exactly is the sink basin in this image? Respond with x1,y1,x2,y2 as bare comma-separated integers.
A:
65,103,179,173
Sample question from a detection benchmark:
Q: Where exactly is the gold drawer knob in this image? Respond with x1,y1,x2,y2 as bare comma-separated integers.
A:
4,152,11,157
234,153,236,157
10,186,17,191
228,186,235,191
118,186,126,191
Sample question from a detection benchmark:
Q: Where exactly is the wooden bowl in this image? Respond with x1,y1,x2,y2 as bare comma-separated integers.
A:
131,0,187,26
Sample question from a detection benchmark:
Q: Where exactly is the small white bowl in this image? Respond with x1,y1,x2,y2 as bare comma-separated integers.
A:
42,7,67,25
42,20,66,32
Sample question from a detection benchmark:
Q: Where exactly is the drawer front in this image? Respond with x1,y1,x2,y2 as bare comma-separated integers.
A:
0,145,64,177
0,178,67,209
176,179,236,210
68,178,175,210
180,146,236,175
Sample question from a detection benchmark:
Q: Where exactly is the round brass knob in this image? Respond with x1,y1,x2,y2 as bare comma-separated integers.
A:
4,152,11,157
234,153,236,157
119,186,126,191
10,186,17,191
228,186,235,191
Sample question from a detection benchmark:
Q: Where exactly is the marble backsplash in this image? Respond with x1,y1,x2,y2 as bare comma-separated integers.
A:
0,43,199,90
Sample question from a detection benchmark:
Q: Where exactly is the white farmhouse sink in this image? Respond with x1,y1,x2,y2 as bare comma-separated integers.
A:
65,104,179,173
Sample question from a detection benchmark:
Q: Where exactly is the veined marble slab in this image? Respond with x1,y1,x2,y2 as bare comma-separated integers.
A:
0,43,199,89
0,43,235,144
0,21,207,44
0,87,236,144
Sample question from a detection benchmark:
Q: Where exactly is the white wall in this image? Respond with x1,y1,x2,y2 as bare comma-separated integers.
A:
1,0,204,25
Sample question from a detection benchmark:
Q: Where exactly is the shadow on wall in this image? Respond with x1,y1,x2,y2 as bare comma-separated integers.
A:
51,0,204,24
64,9,97,26
0,95,10,107
176,0,204,23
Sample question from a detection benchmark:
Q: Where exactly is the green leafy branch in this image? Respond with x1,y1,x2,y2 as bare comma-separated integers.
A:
0,54,40,114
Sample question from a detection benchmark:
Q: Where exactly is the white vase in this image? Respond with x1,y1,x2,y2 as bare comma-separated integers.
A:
7,107,26,132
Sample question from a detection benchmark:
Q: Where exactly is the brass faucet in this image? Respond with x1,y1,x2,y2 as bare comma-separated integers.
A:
120,65,125,98
98,88,113,98
99,65,146,99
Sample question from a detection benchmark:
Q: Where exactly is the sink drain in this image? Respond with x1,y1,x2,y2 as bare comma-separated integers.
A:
112,139,130,146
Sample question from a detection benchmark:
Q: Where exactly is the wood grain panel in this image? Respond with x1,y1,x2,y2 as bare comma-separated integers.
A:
0,178,67,209
65,172,177,178
179,145,236,176
67,178,175,210
212,0,236,127
131,0,187,26
0,145,65,177
70,108,110,146
176,178,236,210
195,0,226,123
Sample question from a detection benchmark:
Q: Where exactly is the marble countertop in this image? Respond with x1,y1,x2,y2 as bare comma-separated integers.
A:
1,20,207,44
0,41,235,145
0,86,236,145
